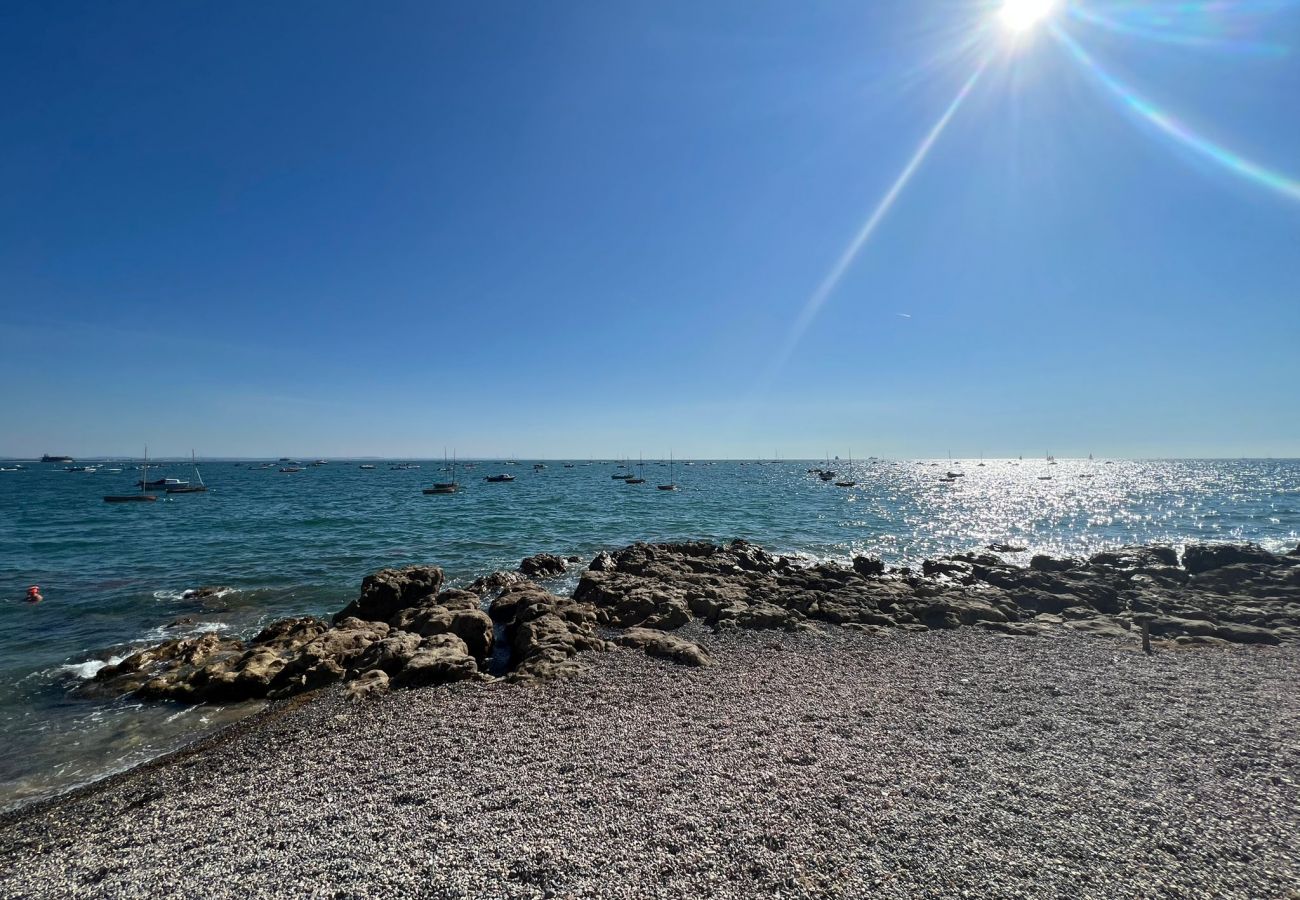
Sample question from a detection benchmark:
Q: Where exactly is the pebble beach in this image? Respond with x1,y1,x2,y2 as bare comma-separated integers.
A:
2,625,1296,899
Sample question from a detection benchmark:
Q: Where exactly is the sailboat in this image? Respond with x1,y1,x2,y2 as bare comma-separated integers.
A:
167,451,208,493
835,449,856,487
105,447,158,503
657,451,678,491
424,449,460,494
626,453,646,484
819,451,836,481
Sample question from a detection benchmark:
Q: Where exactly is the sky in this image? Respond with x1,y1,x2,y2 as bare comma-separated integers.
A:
2,0,1298,459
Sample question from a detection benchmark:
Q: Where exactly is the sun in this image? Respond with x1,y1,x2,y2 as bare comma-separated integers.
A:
998,0,1060,35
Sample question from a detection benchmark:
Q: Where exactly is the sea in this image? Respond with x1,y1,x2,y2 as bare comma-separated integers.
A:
1,456,1297,811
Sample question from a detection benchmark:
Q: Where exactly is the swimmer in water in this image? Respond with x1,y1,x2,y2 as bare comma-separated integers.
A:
25,586,43,604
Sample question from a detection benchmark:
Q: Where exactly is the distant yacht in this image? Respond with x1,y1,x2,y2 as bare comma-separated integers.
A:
167,451,208,493
106,447,158,503
424,451,460,494
138,476,187,489
485,473,515,483
626,454,646,485
657,451,679,491
835,449,856,488
359,464,376,470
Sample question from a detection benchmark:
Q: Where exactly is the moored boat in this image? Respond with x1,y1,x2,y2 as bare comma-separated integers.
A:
485,473,515,483
167,451,208,493
106,447,158,503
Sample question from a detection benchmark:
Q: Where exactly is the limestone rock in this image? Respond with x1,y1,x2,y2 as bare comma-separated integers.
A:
617,627,712,667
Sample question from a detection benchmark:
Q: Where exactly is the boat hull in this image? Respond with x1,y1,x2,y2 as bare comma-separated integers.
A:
104,495,157,503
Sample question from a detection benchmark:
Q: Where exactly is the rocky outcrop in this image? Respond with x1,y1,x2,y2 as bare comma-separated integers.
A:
1182,543,1280,575
519,553,569,579
332,566,444,623
489,583,611,680
90,572,484,705
568,539,1300,652
85,539,1299,709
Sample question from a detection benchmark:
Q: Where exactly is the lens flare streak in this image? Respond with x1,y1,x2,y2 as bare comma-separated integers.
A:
774,58,990,371
1054,26,1300,202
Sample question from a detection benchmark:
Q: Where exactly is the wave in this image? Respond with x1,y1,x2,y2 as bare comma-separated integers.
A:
53,656,124,681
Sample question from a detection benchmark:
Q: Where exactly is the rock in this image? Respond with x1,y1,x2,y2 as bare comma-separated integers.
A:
851,555,885,577
1067,618,1132,639
1183,543,1280,575
1213,623,1281,645
434,588,482,611
250,617,330,652
466,570,528,596
344,669,390,701
165,616,198,628
491,583,609,679
977,621,1044,636
1289,543,1300,558
180,586,232,601
391,635,479,687
520,553,568,578
332,566,444,624
588,552,617,573
351,631,423,675
1030,555,1079,573
987,543,1027,553
1089,546,1179,570
617,627,712,667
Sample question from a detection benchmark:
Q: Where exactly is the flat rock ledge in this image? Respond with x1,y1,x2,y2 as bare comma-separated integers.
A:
85,539,1300,705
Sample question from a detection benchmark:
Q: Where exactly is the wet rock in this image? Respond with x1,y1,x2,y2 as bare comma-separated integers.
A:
466,570,528,596
1030,555,1080,573
851,555,885,577
181,586,232,601
617,627,712,667
333,566,444,623
250,617,330,652
1089,546,1179,570
986,543,1027,553
588,552,617,573
1182,543,1281,575
519,553,568,578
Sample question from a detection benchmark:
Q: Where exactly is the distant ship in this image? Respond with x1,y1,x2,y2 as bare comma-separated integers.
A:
42,454,74,464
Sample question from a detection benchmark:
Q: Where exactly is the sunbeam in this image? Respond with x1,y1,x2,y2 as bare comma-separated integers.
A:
768,57,990,376
1054,26,1300,202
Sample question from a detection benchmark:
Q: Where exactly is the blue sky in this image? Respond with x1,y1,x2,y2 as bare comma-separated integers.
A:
2,0,1298,459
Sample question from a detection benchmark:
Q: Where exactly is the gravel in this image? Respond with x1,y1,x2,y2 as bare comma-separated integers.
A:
1,626,1297,899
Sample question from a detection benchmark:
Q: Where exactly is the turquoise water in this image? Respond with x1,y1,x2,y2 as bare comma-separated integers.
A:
1,457,1297,808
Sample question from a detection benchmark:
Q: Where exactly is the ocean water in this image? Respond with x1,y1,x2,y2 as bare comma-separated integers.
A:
0,457,1297,809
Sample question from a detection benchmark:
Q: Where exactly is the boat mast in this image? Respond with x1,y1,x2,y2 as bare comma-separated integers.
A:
142,445,148,495
193,449,204,487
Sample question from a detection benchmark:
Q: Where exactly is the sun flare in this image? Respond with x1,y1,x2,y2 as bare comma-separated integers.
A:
999,0,1059,35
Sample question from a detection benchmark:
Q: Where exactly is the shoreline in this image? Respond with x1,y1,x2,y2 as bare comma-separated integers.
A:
1,625,1296,897
2,537,1298,895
